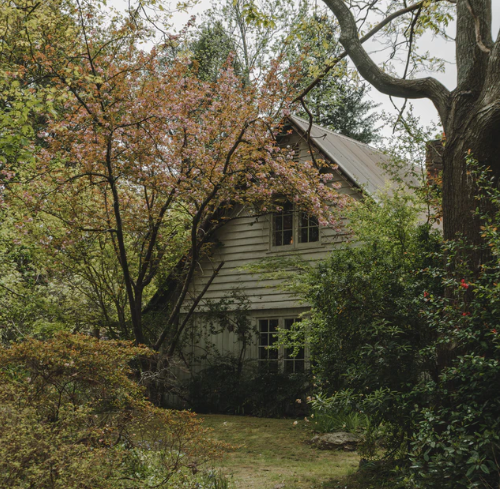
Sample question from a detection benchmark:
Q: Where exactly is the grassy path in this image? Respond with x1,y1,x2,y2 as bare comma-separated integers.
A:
201,414,360,489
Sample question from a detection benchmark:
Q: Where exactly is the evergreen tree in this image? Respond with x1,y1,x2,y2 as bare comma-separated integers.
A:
192,1,379,143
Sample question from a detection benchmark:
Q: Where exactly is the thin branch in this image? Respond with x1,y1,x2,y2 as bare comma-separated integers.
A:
322,0,451,123
294,0,428,103
299,98,320,170
165,261,225,357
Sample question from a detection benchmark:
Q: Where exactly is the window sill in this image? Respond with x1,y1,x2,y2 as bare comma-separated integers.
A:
268,240,325,254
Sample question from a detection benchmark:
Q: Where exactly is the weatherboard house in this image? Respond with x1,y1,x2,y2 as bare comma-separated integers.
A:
179,115,392,375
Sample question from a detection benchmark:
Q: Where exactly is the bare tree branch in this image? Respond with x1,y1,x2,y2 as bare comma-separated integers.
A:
294,0,429,103
165,261,225,357
321,0,451,122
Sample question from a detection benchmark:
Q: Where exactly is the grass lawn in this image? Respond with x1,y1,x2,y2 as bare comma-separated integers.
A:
200,414,360,489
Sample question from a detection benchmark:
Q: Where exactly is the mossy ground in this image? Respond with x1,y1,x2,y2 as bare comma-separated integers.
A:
200,414,360,489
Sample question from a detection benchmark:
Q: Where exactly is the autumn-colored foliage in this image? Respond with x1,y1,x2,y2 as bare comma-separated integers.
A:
0,333,226,487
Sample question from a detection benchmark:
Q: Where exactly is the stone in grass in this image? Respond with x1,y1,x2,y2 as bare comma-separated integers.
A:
310,432,362,451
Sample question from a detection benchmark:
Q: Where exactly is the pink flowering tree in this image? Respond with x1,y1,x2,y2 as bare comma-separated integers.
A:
7,1,345,350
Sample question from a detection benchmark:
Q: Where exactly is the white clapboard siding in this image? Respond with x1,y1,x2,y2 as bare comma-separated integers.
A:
174,124,385,374
179,306,311,377
183,133,361,313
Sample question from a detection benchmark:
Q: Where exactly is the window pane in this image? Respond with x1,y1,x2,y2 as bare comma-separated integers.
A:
274,216,282,231
300,228,308,243
274,232,282,246
268,348,278,360
260,333,268,347
284,361,293,374
259,320,269,333
301,212,309,228
269,319,278,332
283,229,293,245
259,347,267,360
309,225,319,242
295,360,305,373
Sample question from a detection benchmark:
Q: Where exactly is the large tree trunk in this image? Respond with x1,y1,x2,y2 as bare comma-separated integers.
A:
442,98,500,274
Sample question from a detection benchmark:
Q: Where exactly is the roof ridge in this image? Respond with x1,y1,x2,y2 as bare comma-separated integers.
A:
290,115,380,153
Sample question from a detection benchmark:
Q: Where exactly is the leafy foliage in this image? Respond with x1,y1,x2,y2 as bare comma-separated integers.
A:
406,162,500,488
196,1,379,143
3,0,340,350
0,333,226,487
291,189,442,461
289,10,380,143
294,164,500,487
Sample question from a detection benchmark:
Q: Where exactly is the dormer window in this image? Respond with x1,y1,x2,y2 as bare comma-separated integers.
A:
272,203,320,248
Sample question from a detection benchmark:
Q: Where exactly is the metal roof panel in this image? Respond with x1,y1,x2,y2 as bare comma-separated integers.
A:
290,115,394,196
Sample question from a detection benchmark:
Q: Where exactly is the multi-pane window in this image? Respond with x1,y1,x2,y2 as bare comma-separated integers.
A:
272,204,319,247
284,318,305,373
273,203,294,246
298,213,319,244
258,318,305,373
258,319,279,372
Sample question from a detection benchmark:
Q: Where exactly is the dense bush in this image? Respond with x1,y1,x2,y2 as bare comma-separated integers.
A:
300,177,500,488
407,166,500,488
304,191,442,450
185,355,310,417
0,333,226,488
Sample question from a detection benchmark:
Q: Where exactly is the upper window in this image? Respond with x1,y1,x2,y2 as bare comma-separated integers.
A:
298,213,319,244
272,204,319,247
273,203,294,246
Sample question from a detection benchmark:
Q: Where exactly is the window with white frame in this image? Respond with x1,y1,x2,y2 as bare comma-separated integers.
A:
272,204,319,248
258,317,305,373
258,318,279,372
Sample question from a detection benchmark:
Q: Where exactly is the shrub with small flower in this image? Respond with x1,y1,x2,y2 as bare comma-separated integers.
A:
407,164,500,488
300,166,500,488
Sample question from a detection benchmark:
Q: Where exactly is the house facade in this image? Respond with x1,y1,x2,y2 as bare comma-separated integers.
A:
179,116,392,375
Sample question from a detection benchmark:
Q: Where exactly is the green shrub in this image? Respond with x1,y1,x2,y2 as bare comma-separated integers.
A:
404,162,500,488
311,407,369,434
300,171,500,488
303,190,442,455
0,333,225,488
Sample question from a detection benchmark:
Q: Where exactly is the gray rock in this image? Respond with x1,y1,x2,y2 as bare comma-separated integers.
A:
310,432,362,450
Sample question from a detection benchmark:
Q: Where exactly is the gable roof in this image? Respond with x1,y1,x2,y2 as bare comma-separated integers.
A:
289,115,392,196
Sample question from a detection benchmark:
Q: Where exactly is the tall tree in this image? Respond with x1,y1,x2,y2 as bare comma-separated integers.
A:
190,21,244,82
5,1,341,350
195,0,379,142
310,0,500,272
287,9,379,143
